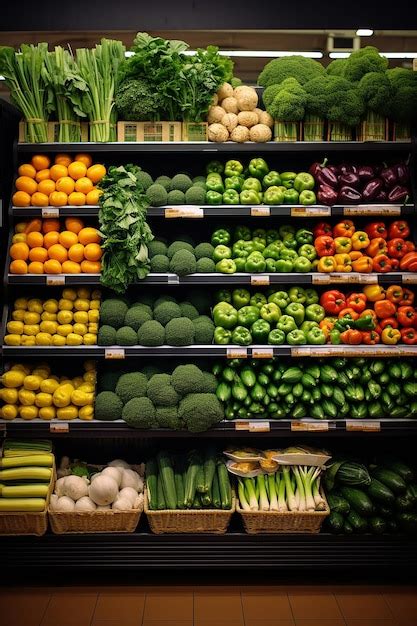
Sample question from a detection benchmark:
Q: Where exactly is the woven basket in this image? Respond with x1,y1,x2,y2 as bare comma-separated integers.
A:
49,503,142,534
144,490,235,534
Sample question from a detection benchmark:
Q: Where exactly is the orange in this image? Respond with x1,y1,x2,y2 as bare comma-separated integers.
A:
31,192,49,207
75,153,93,168
55,176,75,195
68,161,87,180
16,176,37,195
48,244,68,263
65,218,84,234
68,192,86,206
81,260,101,274
24,219,42,234
43,259,62,274
59,230,78,249
10,242,29,261
86,188,102,205
35,169,50,183
26,232,44,248
29,247,48,263
18,163,36,178
68,243,85,263
74,177,93,194
86,164,106,184
12,191,31,207
49,191,68,207
37,179,55,196
54,153,72,167
49,164,68,182
43,231,60,249
42,219,60,234
10,260,28,274
28,261,44,274
31,155,51,171
84,243,102,262
78,227,100,245
62,260,81,274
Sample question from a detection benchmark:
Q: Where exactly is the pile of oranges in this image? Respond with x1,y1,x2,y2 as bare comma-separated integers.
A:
12,153,106,208
9,218,102,275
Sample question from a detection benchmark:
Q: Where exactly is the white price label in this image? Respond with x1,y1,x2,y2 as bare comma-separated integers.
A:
50,422,69,433
105,348,126,360
42,207,60,218
291,421,329,432
164,207,182,218
249,421,270,432
291,347,312,357
252,348,274,359
251,206,270,217
167,274,180,284
235,421,250,431
46,275,65,286
180,206,204,218
402,274,417,284
344,205,401,216
312,274,331,285
226,348,248,359
251,275,270,286
291,206,331,217
312,273,376,285
346,420,381,432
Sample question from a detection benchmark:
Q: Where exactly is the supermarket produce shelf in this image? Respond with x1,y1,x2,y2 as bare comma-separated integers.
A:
2,532,417,571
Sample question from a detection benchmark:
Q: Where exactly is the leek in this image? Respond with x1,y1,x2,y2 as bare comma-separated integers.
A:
267,473,278,511
283,466,297,511
300,466,317,511
293,466,306,512
257,474,269,511
238,478,250,511
312,472,327,511
277,472,288,512
244,478,259,511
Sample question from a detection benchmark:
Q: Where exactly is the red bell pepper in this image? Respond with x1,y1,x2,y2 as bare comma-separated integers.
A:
399,288,415,306
400,252,417,272
314,235,336,257
388,220,410,239
405,241,415,252
374,300,397,319
387,238,408,258
364,222,387,240
340,329,362,344
400,327,417,344
386,285,404,304
372,254,393,273
333,220,355,238
346,293,367,313
338,308,360,320
320,290,346,315
366,237,388,258
397,306,417,327
391,258,400,270
380,317,399,330
313,222,332,238
362,330,380,344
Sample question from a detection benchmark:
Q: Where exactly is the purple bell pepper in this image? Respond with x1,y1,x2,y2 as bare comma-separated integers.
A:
357,165,374,182
317,184,338,206
396,163,409,185
362,178,384,201
388,185,409,203
338,186,362,204
339,163,358,175
339,172,361,189
380,166,397,188
375,189,388,202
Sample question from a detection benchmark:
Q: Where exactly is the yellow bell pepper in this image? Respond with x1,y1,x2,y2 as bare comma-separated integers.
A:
21,336,36,346
62,288,77,301
317,256,337,273
7,321,24,335
43,299,59,313
73,311,88,324
57,310,73,324
334,253,352,272
83,333,97,345
14,297,28,309
1,370,25,388
1,404,18,420
12,310,26,321
363,285,385,302
74,298,90,312
71,389,94,406
52,335,66,346
77,287,91,299
88,309,99,323
66,333,83,346
27,299,43,314
90,299,101,310
41,312,57,322
58,298,74,311
39,406,56,420
0,388,18,404
53,383,74,408
19,405,38,420
35,392,53,408
73,323,87,336
351,231,370,250
35,333,53,346
79,405,94,420
11,363,30,373
83,371,96,385
4,334,21,346
91,289,101,300
57,324,73,337
18,389,36,406
31,368,50,379
23,324,40,336
24,311,41,324
381,327,401,345
57,406,78,420
23,375,42,391
40,321,58,335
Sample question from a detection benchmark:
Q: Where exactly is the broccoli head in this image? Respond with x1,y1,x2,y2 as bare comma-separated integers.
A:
116,326,138,346
153,301,182,325
193,317,215,344
263,84,282,108
185,185,206,205
187,290,212,314
115,372,148,403
147,373,180,406
100,299,129,329
258,55,325,87
178,301,199,320
153,295,176,308
137,320,165,346
387,68,417,124
200,372,218,394
267,89,306,122
167,190,186,205
192,176,206,185
95,391,123,421
169,250,197,276
326,59,347,77
98,325,117,346
178,393,224,432
136,170,153,191
171,364,204,395
141,365,162,379
304,75,364,126
132,295,155,308
150,254,170,273
171,174,193,192
155,406,183,429
148,240,168,257
155,175,171,190
196,257,216,273
343,46,388,83
358,71,393,117
147,183,168,207
167,241,194,259
165,317,195,346
124,306,152,331
122,397,157,429
194,242,214,261
115,78,161,121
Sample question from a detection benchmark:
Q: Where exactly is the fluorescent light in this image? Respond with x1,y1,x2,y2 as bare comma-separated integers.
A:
184,50,322,58
356,29,374,36
330,50,417,59
0,75,5,80
329,52,351,58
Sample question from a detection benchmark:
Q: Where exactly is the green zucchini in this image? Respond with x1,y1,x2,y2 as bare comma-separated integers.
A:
347,509,368,533
327,493,350,515
146,458,158,511
184,451,202,508
340,487,374,517
327,511,344,533
156,474,166,510
217,459,232,510
337,462,371,487
370,516,387,535
156,451,177,510
343,519,354,534
383,460,415,483
212,471,221,509
371,468,407,494
367,478,395,506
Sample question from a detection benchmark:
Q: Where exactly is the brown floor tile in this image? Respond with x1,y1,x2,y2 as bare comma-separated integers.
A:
242,593,293,620
385,592,417,620
92,621,143,626
143,594,193,621
336,593,393,620
289,593,343,620
0,591,51,626
142,622,193,626
294,621,346,626
345,620,399,626
194,621,244,626
398,621,417,626
193,586,242,594
93,593,145,621
194,593,243,622
244,621,295,626
41,593,97,625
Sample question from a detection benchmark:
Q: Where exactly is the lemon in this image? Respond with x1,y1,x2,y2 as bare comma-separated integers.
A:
40,321,58,334
77,287,90,299
4,334,22,346
14,297,28,310
1,404,18,420
74,298,90,312
73,323,87,336
21,336,36,346
19,405,38,420
79,405,93,420
35,333,53,346
35,392,53,407
57,324,73,337
57,310,73,324
39,406,56,420
66,333,83,346
18,388,36,406
40,378,60,394
43,299,59,313
90,299,101,310
7,321,24,335
27,299,43,314
23,375,42,390
12,310,26,321
62,288,77,301
83,333,97,345
58,298,74,311
24,311,41,324
52,334,66,346
73,311,88,324
57,406,78,420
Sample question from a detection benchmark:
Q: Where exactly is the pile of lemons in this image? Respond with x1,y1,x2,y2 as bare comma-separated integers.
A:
0,361,96,421
4,287,101,347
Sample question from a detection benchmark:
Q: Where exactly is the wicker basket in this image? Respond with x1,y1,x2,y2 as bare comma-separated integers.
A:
19,120,88,143
356,117,388,142
117,121,182,142
144,490,235,534
273,121,301,142
49,503,142,534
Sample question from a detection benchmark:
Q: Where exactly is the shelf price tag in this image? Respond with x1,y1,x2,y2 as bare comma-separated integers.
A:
234,420,270,432
291,206,331,217
165,207,183,219
344,205,401,216
167,274,180,284
50,422,69,433
292,347,333,357
164,207,204,218
226,347,248,359
312,274,331,285
46,275,65,286
251,275,270,286
252,348,274,359
251,206,270,217
346,420,381,432
291,421,329,432
42,207,60,218
291,347,312,357
105,348,126,360
402,274,417,284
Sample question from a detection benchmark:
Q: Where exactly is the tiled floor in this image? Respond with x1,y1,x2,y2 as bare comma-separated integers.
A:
0,585,416,626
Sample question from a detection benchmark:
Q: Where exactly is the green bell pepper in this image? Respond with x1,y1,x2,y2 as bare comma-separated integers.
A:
299,190,317,205
231,326,252,346
206,177,224,193
263,186,284,205
252,237,266,252
237,306,260,327
293,257,312,272
215,289,232,304
223,189,240,205
285,302,305,325
242,177,262,193
306,327,326,344
249,157,269,179
304,288,319,305
263,170,281,189
354,314,376,331
262,243,281,261
211,229,231,246
279,225,295,238
251,319,271,342
214,327,232,344
232,288,251,309
288,287,306,304
206,160,224,175
234,225,252,242
224,160,244,177
287,329,306,345
206,190,223,205
250,293,267,309
277,315,297,334
301,320,319,333
234,257,246,272
282,233,298,250
295,228,313,245
216,259,236,274
253,228,266,239
305,304,325,322
266,229,280,245
224,176,242,192
269,291,290,309
233,240,253,258
245,252,266,273
275,259,294,272
213,245,232,262
260,302,281,323
298,244,317,261
268,329,286,345
283,189,300,204
213,305,238,329
280,172,297,188
240,190,261,205
206,172,222,182
294,172,315,192
279,247,298,261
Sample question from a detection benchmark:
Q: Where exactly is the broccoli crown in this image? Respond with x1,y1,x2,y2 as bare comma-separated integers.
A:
132,295,155,308
169,249,197,276
267,88,306,122
115,372,148,403
343,46,388,82
122,397,157,429
358,72,392,116
170,174,193,192
155,175,171,190
178,393,224,432
115,78,161,121
99,370,124,392
194,242,214,261
194,314,213,325
141,365,162,379
98,325,117,346
200,372,218,394
165,317,195,346
231,76,243,88
185,186,206,205
137,320,165,346
147,373,180,406
171,364,204,395
304,75,364,126
178,301,199,320
147,183,168,207
148,240,168,258
326,59,347,77
136,170,153,191
193,317,215,344
196,257,216,273
187,290,212,314
116,326,139,346
387,68,417,123
263,84,282,108
124,306,152,332
155,405,183,429
192,176,206,184
154,295,176,308
167,241,194,259
95,391,123,421
153,301,182,325
167,189,186,205
258,55,325,87
100,299,129,329
150,254,170,273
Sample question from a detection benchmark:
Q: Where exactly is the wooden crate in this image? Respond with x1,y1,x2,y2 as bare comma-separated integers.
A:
326,124,354,141
357,118,388,142
19,121,88,143
273,121,301,142
182,122,208,141
117,121,182,142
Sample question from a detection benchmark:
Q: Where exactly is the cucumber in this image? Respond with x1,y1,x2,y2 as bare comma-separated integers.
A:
217,459,232,510
203,452,217,494
281,367,303,383
371,468,407,494
383,460,415,483
212,472,221,509
320,365,338,383
347,509,368,533
367,478,395,506
327,511,345,533
184,451,202,507
370,516,387,535
340,487,374,517
146,458,158,511
327,493,350,515
332,387,345,407
156,451,177,510
343,519,354,534
337,462,371,487
301,373,317,389
320,384,334,398
156,474,166,510
395,492,415,512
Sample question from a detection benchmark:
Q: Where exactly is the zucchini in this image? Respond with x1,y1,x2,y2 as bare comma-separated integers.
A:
371,468,407,494
156,451,177,510
340,487,374,517
367,478,395,506
337,462,371,487
0,454,53,468
327,493,350,515
370,516,387,535
343,519,354,534
146,459,158,510
217,459,232,510
212,472,221,509
203,452,217,494
327,511,345,533
347,509,368,533
0,467,52,482
156,474,166,510
383,460,415,483
397,512,417,533
184,451,202,508
0,483,49,498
